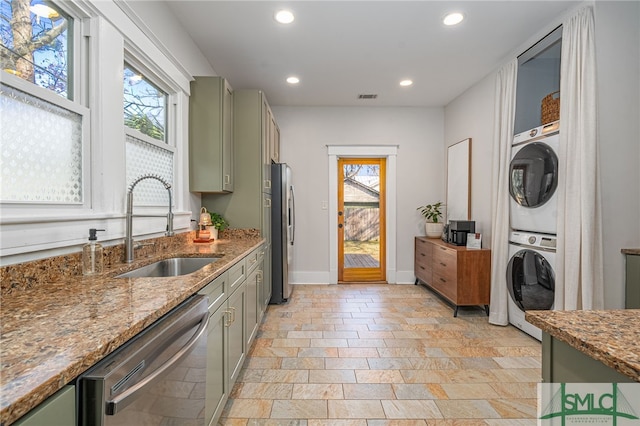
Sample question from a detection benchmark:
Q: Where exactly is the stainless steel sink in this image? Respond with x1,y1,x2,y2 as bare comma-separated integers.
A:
116,257,219,278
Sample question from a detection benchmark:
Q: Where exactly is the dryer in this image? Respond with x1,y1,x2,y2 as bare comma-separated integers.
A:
506,231,556,340
510,121,559,235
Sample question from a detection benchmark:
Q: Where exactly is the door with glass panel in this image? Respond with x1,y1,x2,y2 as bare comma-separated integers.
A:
338,158,386,282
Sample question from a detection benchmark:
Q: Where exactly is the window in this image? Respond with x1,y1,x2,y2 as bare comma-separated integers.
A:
0,0,87,204
123,63,167,142
123,61,174,206
1,0,73,99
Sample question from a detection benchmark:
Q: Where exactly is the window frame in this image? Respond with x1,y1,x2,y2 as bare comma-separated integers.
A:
0,0,91,210
123,52,179,208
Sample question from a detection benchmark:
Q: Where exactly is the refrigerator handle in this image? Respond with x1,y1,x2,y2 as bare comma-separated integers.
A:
290,185,296,245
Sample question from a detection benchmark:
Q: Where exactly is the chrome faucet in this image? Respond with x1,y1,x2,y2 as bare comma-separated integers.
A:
125,174,174,263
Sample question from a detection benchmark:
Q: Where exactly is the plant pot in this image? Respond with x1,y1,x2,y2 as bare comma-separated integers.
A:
425,222,444,238
206,226,219,240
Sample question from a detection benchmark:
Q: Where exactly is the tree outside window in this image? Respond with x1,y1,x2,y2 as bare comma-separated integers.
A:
0,0,71,98
123,64,167,142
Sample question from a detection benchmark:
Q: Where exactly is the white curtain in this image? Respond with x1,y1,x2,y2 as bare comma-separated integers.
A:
489,59,518,326
555,6,604,310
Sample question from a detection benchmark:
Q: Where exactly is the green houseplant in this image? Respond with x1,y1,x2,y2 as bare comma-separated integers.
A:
209,212,229,239
417,202,445,238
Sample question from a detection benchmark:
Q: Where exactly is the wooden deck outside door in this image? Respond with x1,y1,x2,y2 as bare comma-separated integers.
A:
338,158,386,282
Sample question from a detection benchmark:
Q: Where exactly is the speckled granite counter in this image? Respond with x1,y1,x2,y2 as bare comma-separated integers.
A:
526,310,640,382
0,232,264,426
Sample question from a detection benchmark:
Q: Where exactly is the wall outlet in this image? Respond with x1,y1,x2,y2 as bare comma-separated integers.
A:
321,201,328,210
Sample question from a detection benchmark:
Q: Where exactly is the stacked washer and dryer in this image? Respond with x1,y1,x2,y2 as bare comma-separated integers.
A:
507,121,559,340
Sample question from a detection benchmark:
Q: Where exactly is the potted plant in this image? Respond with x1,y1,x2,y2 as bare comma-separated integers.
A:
209,212,229,240
417,201,445,238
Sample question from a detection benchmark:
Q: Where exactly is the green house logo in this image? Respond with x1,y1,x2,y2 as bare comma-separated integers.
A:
540,383,640,425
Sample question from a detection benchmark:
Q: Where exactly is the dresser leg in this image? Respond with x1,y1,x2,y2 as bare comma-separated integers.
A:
484,305,489,316
453,306,459,317
414,278,419,285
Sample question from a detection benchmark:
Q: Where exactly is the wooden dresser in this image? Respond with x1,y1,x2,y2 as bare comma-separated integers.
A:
414,236,491,316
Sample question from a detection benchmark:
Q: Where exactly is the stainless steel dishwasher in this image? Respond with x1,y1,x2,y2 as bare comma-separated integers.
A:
78,295,209,426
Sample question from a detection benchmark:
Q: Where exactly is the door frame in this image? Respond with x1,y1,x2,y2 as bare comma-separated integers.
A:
328,145,397,284
338,157,386,282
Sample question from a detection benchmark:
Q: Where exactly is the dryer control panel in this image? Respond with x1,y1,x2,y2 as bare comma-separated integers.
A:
509,231,557,250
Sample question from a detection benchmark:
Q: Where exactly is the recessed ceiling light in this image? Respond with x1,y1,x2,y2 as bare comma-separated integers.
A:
286,76,300,84
443,12,464,26
275,10,295,24
400,79,413,87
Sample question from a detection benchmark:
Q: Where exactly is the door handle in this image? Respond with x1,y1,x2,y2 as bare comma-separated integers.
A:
338,224,343,228
338,211,343,216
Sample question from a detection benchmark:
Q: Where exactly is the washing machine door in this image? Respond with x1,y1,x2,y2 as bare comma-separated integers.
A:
506,249,555,311
509,142,558,208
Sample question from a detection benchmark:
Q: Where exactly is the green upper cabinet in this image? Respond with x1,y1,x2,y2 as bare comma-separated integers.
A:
189,77,234,193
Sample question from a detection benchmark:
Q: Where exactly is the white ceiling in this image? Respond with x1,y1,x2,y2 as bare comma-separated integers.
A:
164,1,577,107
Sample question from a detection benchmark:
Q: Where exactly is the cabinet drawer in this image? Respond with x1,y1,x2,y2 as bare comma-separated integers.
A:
229,259,246,292
246,247,261,273
431,270,457,301
415,237,432,255
433,245,456,270
199,271,228,313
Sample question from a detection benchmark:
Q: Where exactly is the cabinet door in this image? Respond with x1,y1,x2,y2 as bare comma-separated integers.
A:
14,385,75,426
205,304,228,426
262,98,272,194
262,193,272,244
227,283,246,384
271,116,280,163
261,245,272,311
222,80,234,192
189,76,233,193
246,267,260,347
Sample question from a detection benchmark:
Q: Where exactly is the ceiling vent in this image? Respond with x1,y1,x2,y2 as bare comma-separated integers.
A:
357,94,378,100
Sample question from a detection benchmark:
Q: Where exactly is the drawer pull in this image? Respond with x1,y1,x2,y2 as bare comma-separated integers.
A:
440,262,446,267
421,253,425,257
440,247,447,251
419,266,425,270
439,277,446,283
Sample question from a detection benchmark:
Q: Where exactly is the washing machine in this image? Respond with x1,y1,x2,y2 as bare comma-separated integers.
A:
510,121,560,235
506,231,556,340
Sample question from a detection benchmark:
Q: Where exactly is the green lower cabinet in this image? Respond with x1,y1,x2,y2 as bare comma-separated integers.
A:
227,282,246,385
14,385,75,426
542,333,634,383
205,303,228,426
625,254,640,308
246,266,260,346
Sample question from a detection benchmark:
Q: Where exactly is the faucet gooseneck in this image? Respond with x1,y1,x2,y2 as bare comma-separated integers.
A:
125,174,174,263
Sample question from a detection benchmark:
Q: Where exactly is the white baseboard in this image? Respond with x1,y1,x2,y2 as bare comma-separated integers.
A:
289,270,416,285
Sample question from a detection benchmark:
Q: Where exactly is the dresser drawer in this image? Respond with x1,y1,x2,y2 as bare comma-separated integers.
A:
433,245,456,270
431,270,457,301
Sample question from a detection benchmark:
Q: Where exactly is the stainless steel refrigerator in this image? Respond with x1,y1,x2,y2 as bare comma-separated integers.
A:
270,163,295,304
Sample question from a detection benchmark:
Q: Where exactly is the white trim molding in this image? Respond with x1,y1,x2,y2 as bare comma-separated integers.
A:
327,145,398,284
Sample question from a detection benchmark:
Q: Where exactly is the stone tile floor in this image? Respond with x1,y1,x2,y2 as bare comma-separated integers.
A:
219,284,541,425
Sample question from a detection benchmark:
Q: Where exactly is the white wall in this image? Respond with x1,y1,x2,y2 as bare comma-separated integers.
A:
271,106,444,284
594,1,640,308
443,74,496,245
443,1,640,309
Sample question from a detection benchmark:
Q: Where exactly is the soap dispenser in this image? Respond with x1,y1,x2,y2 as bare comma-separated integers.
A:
82,228,105,276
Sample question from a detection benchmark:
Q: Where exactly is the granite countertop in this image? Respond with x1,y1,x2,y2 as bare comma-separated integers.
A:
525,309,640,382
0,233,264,426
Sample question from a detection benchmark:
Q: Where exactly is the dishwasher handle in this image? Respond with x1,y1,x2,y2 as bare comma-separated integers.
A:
105,311,209,415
